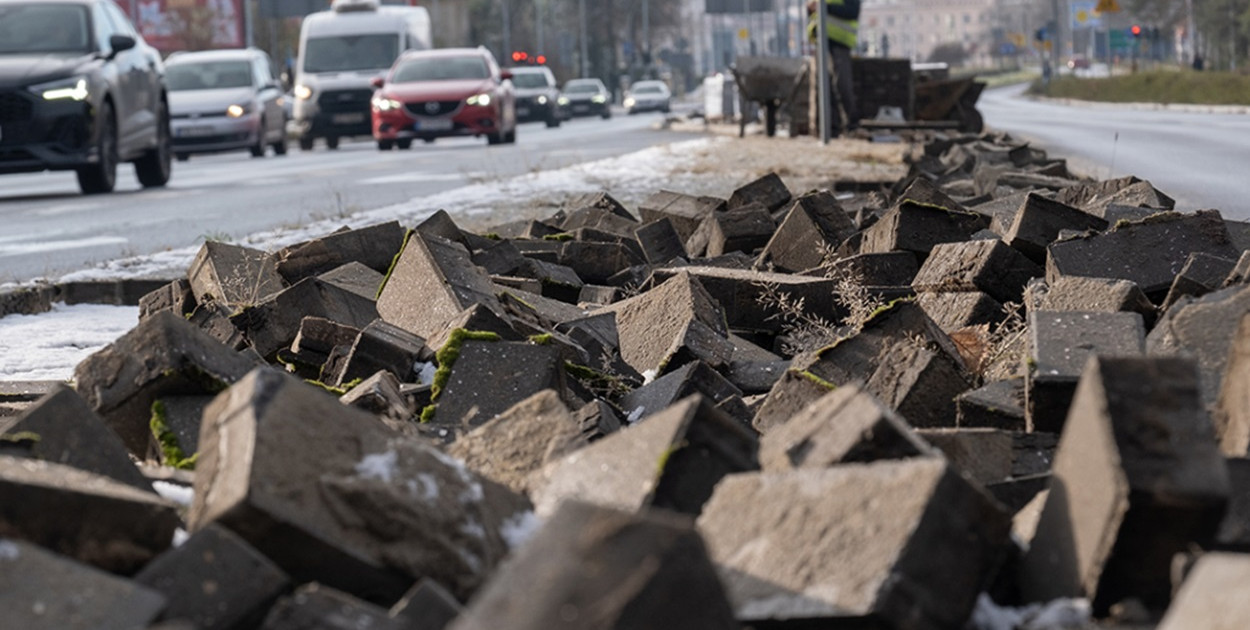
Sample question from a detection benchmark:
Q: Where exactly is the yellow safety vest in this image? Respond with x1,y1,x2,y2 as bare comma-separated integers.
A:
807,0,858,50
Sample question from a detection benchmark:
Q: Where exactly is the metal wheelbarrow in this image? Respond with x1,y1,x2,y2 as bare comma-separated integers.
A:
732,56,808,138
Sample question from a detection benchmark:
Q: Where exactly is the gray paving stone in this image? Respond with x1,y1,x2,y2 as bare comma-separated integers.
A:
603,271,732,376
918,290,1006,333
728,172,792,212
652,265,840,335
275,221,406,283
860,199,990,259
1034,276,1157,326
750,368,836,434
377,233,502,341
956,378,1026,430
1161,252,1238,312
633,217,688,265
1003,192,1108,263
1156,552,1250,630
231,276,379,359
430,340,566,429
1148,284,1250,407
913,239,1043,304
260,584,405,630
638,190,726,243
139,278,195,320
188,241,285,311
318,261,386,300
756,190,858,273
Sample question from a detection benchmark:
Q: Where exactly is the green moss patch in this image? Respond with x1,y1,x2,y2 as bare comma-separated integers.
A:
376,228,415,299
792,369,837,391
150,400,198,470
432,329,502,401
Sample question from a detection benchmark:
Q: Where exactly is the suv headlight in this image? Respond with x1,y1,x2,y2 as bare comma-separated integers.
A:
372,95,401,111
294,84,313,100
591,94,607,104
536,95,548,105
558,96,570,106
29,76,90,101
466,93,492,106
624,97,636,108
226,102,254,118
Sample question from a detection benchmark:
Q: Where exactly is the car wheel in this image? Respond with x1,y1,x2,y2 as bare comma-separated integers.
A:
325,136,340,150
505,126,517,144
250,120,266,157
135,100,172,189
601,109,612,120
397,138,413,150
272,126,288,156
423,138,435,144
377,139,393,151
545,113,560,128
299,136,315,151
487,132,503,145
77,100,118,194
175,153,190,162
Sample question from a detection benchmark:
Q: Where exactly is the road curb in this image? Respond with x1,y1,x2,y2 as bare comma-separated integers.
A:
0,279,175,319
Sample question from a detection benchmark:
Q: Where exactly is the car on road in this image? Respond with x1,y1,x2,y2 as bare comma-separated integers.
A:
370,46,516,148
0,0,172,194
165,48,288,161
508,65,561,128
624,79,671,114
560,77,611,119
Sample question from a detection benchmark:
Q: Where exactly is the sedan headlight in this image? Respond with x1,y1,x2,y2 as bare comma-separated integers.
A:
536,95,548,105
624,97,636,108
371,95,401,111
29,76,89,101
558,96,570,106
294,84,313,100
591,94,607,104
226,102,254,118
466,93,492,106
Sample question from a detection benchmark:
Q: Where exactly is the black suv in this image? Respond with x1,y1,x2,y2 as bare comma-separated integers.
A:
507,66,561,128
0,0,172,194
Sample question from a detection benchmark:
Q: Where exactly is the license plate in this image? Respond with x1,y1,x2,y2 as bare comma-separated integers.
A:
516,106,530,117
572,104,589,112
176,125,214,137
415,118,452,131
332,112,365,124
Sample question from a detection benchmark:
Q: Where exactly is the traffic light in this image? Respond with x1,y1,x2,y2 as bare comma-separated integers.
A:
511,51,529,62
535,54,547,65
1130,24,1142,38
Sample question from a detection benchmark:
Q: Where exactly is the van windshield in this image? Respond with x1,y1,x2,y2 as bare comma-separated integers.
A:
167,61,254,91
304,34,399,73
393,56,489,82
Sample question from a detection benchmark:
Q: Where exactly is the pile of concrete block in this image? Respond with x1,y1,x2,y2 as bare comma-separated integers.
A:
3,131,1250,629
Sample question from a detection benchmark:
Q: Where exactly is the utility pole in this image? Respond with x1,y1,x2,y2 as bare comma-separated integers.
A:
579,0,589,77
536,0,544,57
501,0,511,61
1186,0,1195,65
642,0,649,67
1050,0,1061,72
816,0,831,144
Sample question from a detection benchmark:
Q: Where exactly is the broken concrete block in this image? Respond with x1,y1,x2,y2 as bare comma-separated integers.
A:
913,239,1043,304
515,258,584,305
603,272,732,376
377,233,502,341
918,428,1054,487
0,455,180,573
865,337,972,428
0,538,167,629
620,361,750,428
139,278,195,320
390,579,462,629
557,240,642,285
562,191,635,220
728,171,791,212
531,395,758,518
1222,250,1250,288
756,189,858,273
576,284,618,305
261,583,405,630
1002,193,1108,263
698,458,1009,628
1054,176,1175,218
428,338,566,429
1148,284,1250,407
638,190,726,243
823,251,920,287
861,198,989,260
275,221,406,283
340,370,415,428
760,384,932,471
451,500,737,630
135,523,290,630
448,390,587,496
652,265,840,335
74,311,258,455
287,316,360,375
1161,251,1238,312
187,300,251,351
1021,356,1230,613
558,205,639,238
750,368,836,434
633,218,688,265
188,369,533,604
724,359,790,396
1216,458,1250,551
699,205,775,258
895,176,971,214
318,261,386,300
188,241,284,310
1216,313,1250,456
1035,276,1157,326
1046,210,1239,298
956,378,1026,430
917,291,1006,333
231,276,379,359
0,384,152,491
572,399,623,442
1156,552,1250,630
331,319,432,386
1026,311,1146,433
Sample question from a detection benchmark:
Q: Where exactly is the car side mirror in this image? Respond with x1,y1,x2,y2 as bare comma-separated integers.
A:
370,76,385,89
108,34,135,58
500,70,514,81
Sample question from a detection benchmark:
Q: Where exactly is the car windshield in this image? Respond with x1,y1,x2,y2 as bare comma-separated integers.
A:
393,56,489,82
510,72,549,88
166,61,254,91
304,34,398,73
0,4,91,54
633,85,664,94
564,82,599,94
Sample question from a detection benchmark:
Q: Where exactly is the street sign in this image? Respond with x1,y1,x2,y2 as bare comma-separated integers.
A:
1096,0,1121,12
738,28,749,40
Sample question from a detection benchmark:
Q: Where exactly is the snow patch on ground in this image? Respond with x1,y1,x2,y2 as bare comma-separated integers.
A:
172,528,190,548
0,539,19,560
626,406,645,425
967,593,1092,630
152,480,195,507
499,510,542,549
0,303,138,379
355,450,399,484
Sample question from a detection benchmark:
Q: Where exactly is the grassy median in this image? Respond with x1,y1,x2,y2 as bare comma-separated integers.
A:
1031,69,1250,105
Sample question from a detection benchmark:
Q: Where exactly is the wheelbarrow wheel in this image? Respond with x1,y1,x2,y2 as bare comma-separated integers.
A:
765,101,778,137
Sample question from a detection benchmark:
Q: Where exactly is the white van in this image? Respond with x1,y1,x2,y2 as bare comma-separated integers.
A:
292,0,431,150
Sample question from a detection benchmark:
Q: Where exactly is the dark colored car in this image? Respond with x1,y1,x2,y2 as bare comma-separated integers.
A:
507,65,561,128
165,48,288,161
370,47,516,148
560,77,611,119
0,0,172,194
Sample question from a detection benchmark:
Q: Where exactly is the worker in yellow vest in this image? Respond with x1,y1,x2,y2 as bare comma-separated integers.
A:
807,0,861,136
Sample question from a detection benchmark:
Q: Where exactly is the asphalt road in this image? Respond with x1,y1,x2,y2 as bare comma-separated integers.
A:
979,83,1250,219
0,109,676,284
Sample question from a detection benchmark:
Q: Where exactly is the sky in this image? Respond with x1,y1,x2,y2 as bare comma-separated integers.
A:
0,138,714,381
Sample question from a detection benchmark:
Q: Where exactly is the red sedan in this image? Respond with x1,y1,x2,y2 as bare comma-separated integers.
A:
371,47,517,149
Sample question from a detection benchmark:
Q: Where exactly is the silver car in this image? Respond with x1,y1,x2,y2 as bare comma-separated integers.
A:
165,49,288,160
624,80,671,114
